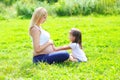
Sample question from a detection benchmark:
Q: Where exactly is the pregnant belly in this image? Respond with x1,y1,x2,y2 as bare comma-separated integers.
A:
34,45,54,56
41,45,54,54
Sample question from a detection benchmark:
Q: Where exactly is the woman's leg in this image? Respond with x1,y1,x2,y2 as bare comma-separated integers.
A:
43,51,69,64
33,54,46,63
33,51,69,64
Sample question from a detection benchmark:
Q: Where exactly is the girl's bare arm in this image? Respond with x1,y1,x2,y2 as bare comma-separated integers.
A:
53,45,71,51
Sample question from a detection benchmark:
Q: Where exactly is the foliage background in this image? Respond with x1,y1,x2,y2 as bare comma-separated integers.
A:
0,0,120,19
0,0,120,80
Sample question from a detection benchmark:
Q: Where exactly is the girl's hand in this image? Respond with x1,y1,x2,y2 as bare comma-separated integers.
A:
48,40,57,52
48,40,54,45
52,45,56,51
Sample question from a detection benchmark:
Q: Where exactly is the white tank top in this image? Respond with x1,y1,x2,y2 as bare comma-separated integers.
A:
35,25,50,45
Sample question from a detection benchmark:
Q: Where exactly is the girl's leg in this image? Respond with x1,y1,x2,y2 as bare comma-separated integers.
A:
44,51,69,64
69,54,78,62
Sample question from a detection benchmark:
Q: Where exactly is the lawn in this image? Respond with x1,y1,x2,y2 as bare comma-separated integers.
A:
0,15,120,80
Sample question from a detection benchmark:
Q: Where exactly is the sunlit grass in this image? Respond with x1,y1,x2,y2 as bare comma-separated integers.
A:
0,15,120,80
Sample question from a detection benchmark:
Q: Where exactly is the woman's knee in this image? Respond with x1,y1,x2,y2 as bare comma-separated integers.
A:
58,51,69,60
62,51,69,59
47,51,69,63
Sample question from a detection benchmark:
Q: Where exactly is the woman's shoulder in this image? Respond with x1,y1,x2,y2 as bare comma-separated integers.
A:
29,26,41,36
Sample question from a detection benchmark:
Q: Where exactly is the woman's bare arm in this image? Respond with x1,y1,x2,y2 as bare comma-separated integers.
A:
30,27,52,53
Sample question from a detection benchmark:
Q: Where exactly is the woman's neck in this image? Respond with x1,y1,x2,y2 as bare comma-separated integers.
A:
36,21,42,27
36,21,41,26
36,24,39,26
36,24,41,27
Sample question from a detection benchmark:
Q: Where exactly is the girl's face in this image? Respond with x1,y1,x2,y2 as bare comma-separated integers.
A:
69,33,75,42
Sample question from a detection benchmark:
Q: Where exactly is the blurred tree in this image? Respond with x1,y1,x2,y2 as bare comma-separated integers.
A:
37,0,58,3
0,0,17,6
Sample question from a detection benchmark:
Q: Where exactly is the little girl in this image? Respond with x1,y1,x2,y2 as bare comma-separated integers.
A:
53,28,87,62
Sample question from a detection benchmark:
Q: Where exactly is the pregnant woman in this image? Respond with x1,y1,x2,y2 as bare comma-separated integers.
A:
29,7,69,64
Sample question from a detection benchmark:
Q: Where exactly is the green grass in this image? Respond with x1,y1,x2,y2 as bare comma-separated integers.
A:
0,15,120,80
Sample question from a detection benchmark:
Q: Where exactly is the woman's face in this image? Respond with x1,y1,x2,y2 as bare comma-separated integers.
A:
40,15,47,24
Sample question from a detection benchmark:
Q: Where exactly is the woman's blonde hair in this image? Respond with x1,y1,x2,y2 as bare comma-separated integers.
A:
29,7,47,29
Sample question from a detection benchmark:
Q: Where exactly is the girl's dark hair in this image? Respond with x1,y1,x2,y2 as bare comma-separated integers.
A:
70,28,82,49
